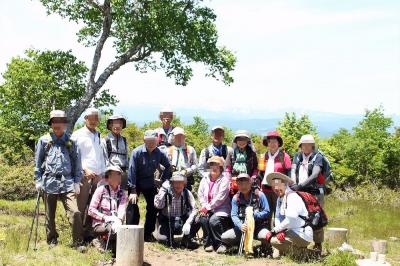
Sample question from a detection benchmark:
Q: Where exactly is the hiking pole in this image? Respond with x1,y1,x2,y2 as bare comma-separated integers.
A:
27,190,41,251
167,193,173,248
33,191,41,251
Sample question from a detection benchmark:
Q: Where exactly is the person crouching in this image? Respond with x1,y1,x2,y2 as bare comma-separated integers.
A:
154,172,198,249
88,165,127,254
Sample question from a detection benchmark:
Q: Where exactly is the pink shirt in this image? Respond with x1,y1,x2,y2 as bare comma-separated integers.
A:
88,184,127,227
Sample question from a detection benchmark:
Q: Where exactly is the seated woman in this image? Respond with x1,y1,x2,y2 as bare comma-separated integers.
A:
221,173,270,252
154,172,198,249
88,165,127,254
193,156,232,254
229,130,258,196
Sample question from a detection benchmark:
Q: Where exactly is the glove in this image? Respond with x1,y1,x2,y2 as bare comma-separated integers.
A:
35,182,43,192
277,231,286,241
111,219,122,234
182,222,191,235
265,231,274,242
161,181,170,191
104,215,120,224
74,183,80,195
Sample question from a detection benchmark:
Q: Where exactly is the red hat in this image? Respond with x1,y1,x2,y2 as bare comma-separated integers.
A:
263,130,283,147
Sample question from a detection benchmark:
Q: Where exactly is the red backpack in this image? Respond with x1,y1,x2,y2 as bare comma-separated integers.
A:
287,191,328,230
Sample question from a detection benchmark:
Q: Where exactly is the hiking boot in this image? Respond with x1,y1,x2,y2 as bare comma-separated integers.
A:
71,242,87,253
313,243,323,255
76,245,87,253
47,238,58,248
181,237,199,250
144,235,156,243
92,237,106,253
204,245,214,252
216,245,227,254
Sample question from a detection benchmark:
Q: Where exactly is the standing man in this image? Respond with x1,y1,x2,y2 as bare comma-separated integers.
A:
71,107,106,238
166,127,197,191
127,129,172,242
34,110,85,251
102,114,129,189
156,108,175,147
198,126,234,176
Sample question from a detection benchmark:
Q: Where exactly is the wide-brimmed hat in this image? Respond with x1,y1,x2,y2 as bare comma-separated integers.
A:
105,165,123,177
266,172,291,186
233,130,251,143
262,130,283,147
107,114,127,130
48,110,67,126
298,134,315,147
207,156,224,167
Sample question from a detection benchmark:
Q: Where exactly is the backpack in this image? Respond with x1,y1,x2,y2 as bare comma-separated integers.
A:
104,135,127,158
40,133,74,172
100,184,124,215
167,145,193,167
204,144,228,162
236,190,259,220
286,191,328,230
295,150,333,185
264,150,288,172
165,187,192,216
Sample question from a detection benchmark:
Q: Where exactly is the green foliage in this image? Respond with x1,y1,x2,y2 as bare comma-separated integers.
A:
0,49,117,162
277,112,318,156
0,163,36,200
328,107,399,188
39,0,236,86
323,251,357,266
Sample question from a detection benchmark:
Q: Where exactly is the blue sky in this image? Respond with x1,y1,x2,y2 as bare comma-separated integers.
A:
1,0,399,119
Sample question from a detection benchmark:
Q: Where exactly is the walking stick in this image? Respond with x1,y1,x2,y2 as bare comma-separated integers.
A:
27,190,41,251
167,193,173,248
238,216,247,256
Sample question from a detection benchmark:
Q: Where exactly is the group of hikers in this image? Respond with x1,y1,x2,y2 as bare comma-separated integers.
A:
34,107,330,259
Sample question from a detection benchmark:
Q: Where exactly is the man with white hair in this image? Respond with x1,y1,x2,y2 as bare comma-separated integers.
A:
71,107,107,237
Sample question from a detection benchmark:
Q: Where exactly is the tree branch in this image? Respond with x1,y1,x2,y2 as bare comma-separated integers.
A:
87,0,112,85
86,0,104,13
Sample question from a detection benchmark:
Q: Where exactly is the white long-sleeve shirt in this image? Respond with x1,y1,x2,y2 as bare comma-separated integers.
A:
274,187,313,242
71,126,106,176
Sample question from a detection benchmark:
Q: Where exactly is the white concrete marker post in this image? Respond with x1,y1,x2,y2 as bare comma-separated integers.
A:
116,225,144,266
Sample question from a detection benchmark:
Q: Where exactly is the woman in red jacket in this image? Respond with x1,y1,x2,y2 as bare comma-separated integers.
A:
258,130,291,229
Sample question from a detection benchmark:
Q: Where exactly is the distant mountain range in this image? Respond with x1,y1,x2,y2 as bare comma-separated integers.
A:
114,106,399,138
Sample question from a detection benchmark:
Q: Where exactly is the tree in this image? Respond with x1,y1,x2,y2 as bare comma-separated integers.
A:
39,0,236,132
0,49,117,152
277,112,318,156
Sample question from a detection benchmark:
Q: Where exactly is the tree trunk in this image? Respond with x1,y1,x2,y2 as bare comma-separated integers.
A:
326,227,348,248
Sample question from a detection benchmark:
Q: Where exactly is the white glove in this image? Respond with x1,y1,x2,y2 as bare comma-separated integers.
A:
182,222,191,235
35,182,43,192
74,183,80,195
104,215,120,224
111,219,122,234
